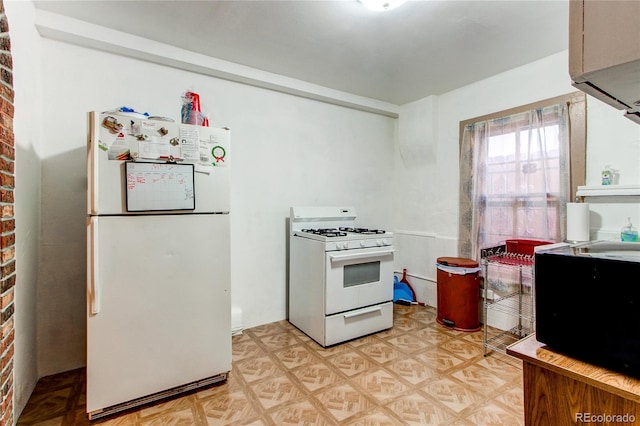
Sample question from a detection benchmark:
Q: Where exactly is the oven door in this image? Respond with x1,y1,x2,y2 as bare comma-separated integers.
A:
325,247,394,315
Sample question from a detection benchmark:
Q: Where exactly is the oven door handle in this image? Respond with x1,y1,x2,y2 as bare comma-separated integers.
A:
343,306,382,319
329,249,394,263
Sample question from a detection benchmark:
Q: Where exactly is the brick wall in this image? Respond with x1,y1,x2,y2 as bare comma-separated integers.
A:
0,1,14,424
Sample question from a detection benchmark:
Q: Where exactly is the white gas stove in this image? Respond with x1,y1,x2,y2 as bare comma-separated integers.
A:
294,227,392,251
288,206,394,346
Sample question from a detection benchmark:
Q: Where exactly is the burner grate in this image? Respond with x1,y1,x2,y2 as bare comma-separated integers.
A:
339,227,386,234
302,228,347,237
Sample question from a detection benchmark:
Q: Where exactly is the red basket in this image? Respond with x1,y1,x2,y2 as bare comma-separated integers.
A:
505,239,553,256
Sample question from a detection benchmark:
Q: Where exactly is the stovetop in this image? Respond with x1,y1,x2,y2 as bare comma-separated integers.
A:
339,227,387,235
293,227,393,247
300,227,388,238
289,206,393,249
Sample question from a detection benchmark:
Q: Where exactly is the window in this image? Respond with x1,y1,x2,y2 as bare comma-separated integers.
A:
458,93,586,260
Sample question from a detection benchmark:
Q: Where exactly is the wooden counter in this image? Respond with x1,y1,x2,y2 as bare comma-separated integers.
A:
507,334,640,425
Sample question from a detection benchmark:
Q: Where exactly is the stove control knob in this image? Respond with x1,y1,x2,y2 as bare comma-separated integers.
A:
381,239,388,246
360,241,366,248
336,242,343,250
343,241,349,249
376,239,383,246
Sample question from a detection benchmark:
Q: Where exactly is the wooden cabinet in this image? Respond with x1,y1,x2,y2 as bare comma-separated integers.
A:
507,334,640,426
569,0,640,123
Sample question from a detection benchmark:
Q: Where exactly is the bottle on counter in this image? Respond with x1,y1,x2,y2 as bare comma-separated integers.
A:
621,218,639,242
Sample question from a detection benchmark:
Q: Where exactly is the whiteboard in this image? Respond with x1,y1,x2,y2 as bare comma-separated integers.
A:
125,162,195,212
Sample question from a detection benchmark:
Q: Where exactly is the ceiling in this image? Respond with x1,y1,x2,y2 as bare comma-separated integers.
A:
32,0,570,105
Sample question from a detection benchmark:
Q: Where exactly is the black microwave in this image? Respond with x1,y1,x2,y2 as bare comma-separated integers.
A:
535,241,640,377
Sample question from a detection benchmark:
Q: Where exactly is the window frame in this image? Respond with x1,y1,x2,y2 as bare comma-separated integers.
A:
459,92,586,201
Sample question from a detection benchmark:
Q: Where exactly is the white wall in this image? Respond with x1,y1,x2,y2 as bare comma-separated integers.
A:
393,50,640,320
34,36,395,375
5,0,43,418
583,98,640,240
9,2,640,401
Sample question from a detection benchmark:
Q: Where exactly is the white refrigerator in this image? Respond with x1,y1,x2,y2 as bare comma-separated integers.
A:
86,111,231,420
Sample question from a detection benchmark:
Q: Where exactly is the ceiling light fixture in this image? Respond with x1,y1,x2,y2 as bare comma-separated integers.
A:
359,0,406,12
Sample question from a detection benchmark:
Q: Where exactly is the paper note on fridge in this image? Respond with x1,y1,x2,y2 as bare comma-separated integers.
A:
99,127,118,151
179,126,200,163
195,139,215,174
107,134,131,161
138,136,171,160
195,129,229,173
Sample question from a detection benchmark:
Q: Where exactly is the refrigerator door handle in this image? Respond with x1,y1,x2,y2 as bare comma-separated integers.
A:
88,217,101,314
87,111,99,215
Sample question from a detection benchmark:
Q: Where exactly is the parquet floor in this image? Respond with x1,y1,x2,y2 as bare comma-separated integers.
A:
17,304,524,425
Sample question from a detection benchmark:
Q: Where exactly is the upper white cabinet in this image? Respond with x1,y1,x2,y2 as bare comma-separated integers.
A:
569,0,640,124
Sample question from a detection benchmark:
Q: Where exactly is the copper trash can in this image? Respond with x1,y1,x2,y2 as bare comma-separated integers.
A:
436,257,481,332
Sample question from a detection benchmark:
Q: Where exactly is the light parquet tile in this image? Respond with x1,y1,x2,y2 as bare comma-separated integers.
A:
72,409,137,425
356,341,403,365
494,384,525,415
391,304,414,316
385,334,433,354
406,307,437,325
329,350,375,377
385,357,439,386
438,339,485,360
138,395,196,420
290,361,343,392
273,344,318,369
310,341,354,358
314,383,375,422
476,354,523,380
19,304,528,426
342,407,403,425
236,355,284,383
250,375,305,410
414,348,466,373
420,377,484,413
285,325,314,343
239,419,269,426
463,402,525,425
459,331,485,345
348,334,380,348
353,368,409,403
451,364,509,396
373,324,410,339
412,326,454,346
387,391,455,425
246,322,287,338
267,400,334,425
446,419,476,426
257,332,302,351
196,375,243,399
232,337,266,362
199,389,260,424
138,408,199,426
391,316,423,333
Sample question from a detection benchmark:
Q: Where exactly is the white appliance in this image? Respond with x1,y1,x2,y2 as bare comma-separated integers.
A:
289,206,394,347
86,111,231,420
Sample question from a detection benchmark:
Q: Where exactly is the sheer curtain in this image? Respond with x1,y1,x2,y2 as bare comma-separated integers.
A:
458,104,570,261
